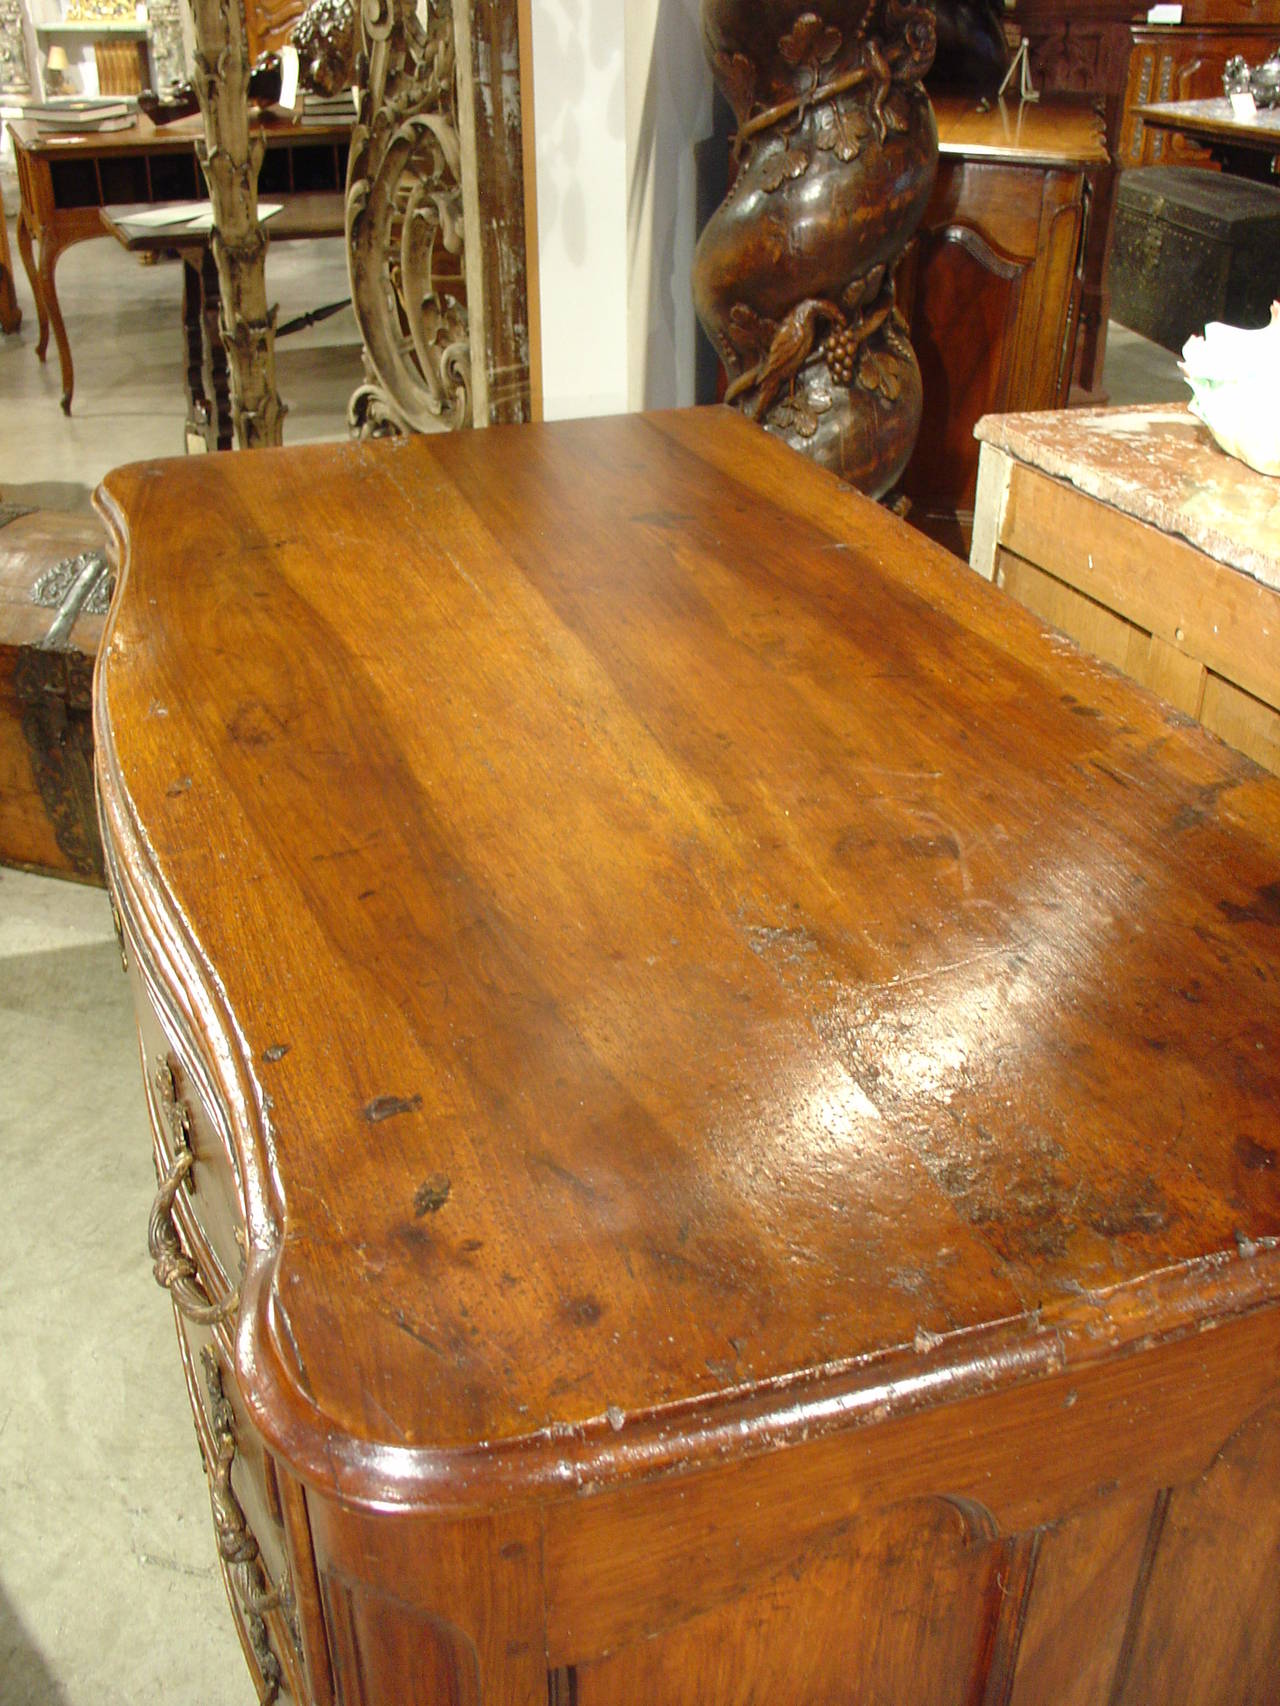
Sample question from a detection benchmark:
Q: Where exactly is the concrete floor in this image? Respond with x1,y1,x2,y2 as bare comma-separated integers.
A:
0,212,1189,1704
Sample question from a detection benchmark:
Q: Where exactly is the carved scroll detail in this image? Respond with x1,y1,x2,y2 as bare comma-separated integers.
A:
693,1,938,498
346,0,471,437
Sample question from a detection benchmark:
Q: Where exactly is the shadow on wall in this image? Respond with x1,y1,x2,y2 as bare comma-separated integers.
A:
535,0,625,273
628,0,717,409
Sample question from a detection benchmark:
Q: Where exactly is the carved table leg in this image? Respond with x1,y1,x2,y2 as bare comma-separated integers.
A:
180,252,214,451
0,192,21,334
15,211,45,355
200,245,234,450
35,227,75,413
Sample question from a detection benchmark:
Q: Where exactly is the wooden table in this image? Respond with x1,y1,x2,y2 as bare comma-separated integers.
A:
96,408,1280,1705
900,96,1108,553
101,192,345,452
972,402,1280,775
1135,97,1280,180
7,114,351,414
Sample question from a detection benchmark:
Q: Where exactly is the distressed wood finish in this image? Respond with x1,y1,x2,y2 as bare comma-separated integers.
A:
96,409,1280,1704
972,406,1280,777
0,508,108,880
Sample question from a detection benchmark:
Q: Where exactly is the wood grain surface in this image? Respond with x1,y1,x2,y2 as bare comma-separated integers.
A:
95,408,1280,1517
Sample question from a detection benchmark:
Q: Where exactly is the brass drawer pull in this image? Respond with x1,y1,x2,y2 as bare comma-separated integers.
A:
149,1064,242,1330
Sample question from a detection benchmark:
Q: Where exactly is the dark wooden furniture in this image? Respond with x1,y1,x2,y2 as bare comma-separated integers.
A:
101,191,345,452
1122,28,1280,166
899,95,1107,553
1135,95,1280,177
0,504,107,881
96,408,1280,1706
7,113,351,414
1012,0,1280,390
1110,164,1280,347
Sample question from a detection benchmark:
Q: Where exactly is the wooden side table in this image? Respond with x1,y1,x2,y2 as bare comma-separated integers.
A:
101,191,345,451
7,115,351,413
96,407,1280,1705
971,402,1280,774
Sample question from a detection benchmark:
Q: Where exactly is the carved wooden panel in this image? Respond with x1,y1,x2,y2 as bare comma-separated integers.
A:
570,1496,1036,1705
323,1576,481,1706
1115,1401,1280,1703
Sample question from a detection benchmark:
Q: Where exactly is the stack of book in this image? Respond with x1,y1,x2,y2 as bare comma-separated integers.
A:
6,96,135,133
299,90,356,127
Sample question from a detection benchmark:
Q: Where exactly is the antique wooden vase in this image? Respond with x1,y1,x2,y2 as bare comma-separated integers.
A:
693,0,938,498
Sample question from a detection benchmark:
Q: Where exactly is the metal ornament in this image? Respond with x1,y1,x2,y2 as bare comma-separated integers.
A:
346,0,471,436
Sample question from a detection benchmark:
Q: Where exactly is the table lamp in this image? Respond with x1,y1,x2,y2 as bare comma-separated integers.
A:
45,44,70,95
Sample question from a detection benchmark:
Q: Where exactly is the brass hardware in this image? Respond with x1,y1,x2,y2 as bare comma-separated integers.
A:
108,893,128,972
147,1060,239,1326
201,1349,286,1702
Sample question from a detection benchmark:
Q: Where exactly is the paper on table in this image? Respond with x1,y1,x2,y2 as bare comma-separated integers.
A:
115,202,283,234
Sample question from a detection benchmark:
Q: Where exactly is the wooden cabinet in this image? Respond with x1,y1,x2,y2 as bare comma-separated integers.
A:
898,97,1105,552
1120,23,1280,163
97,409,1280,1706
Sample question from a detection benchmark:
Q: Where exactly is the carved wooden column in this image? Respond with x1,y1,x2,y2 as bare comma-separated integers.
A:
347,0,532,435
693,1,937,499
188,0,286,448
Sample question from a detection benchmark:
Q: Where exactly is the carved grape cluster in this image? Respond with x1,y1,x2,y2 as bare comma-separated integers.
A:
824,324,861,386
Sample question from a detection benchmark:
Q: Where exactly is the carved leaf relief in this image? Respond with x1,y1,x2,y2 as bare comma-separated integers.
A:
778,13,843,75
759,147,811,191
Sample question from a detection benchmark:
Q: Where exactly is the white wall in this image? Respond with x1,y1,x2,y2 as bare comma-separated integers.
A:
528,0,712,421
623,0,711,411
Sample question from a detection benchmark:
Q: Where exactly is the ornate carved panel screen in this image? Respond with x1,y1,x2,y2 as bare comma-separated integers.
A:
347,0,534,436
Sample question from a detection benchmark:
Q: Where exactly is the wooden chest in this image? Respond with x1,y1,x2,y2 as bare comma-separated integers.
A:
1111,164,1280,353
0,504,108,882
96,411,1280,1706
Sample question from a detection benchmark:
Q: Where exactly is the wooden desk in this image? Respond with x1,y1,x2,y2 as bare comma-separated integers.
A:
900,96,1108,552
101,192,345,452
96,409,1280,1706
7,114,351,414
1135,96,1280,178
972,402,1280,774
